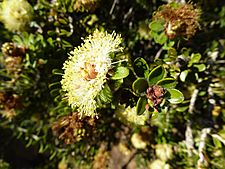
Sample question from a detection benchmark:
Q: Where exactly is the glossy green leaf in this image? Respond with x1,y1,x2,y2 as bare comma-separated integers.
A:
132,78,148,94
52,69,64,75
166,89,184,104
155,31,168,45
136,97,148,115
149,20,165,32
157,78,177,89
111,66,129,80
112,79,123,91
176,106,189,112
212,137,222,148
133,57,149,77
180,70,189,82
96,84,113,107
188,53,201,67
193,64,206,72
147,65,166,85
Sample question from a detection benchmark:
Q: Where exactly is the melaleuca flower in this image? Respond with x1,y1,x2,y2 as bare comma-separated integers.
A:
0,0,33,32
61,29,123,117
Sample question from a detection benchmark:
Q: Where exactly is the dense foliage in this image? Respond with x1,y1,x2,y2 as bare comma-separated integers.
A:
0,0,225,168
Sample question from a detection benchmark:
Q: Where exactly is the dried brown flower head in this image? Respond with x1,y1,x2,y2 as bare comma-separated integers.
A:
153,3,201,39
1,42,27,57
74,0,100,12
52,112,96,144
5,56,23,75
1,42,26,76
0,91,21,119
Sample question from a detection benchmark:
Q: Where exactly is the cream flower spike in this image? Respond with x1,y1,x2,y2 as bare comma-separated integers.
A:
61,29,123,117
0,0,33,32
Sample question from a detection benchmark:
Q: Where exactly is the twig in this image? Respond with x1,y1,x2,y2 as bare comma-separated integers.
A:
155,47,163,60
109,0,118,15
185,88,199,156
188,88,199,114
197,128,211,169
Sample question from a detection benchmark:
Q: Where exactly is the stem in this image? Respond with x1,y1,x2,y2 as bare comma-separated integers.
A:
112,59,128,65
109,0,118,15
185,88,199,156
197,128,211,169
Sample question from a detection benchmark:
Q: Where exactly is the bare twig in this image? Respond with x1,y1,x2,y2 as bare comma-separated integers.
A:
185,88,199,156
197,128,211,169
109,0,118,15
188,88,199,114
155,47,163,60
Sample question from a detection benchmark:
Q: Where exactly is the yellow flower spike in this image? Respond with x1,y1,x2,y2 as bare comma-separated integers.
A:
0,0,33,32
61,29,123,117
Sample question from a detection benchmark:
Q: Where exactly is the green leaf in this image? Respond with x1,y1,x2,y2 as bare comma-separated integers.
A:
96,84,113,107
168,47,177,58
111,66,129,80
52,69,64,75
149,20,165,32
112,79,123,91
218,130,225,139
193,64,206,72
50,88,60,97
61,40,73,48
147,65,166,85
155,31,168,45
58,18,68,25
166,89,184,104
133,57,149,77
212,137,222,148
136,97,148,115
188,53,201,67
176,106,189,112
132,78,148,94
157,78,177,89
180,70,189,82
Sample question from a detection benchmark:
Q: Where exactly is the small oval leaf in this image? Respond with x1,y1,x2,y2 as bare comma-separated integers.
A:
136,97,148,115
157,78,177,89
96,84,113,107
132,78,148,94
156,31,168,45
180,70,189,82
111,67,129,80
149,20,165,32
193,64,206,72
188,53,201,67
166,89,184,104
133,57,149,77
147,65,166,85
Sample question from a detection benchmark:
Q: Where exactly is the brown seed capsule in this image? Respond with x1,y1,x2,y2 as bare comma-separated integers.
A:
146,85,165,108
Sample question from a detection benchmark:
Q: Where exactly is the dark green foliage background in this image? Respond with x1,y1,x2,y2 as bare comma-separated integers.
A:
1,0,225,168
